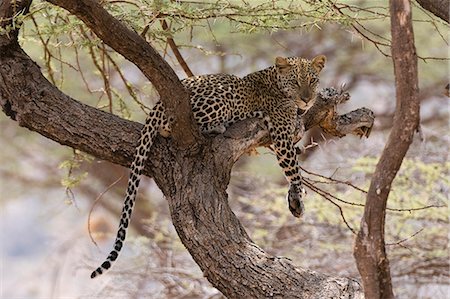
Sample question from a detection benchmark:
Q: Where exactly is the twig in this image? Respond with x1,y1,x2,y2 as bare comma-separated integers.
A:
102,49,150,112
385,204,447,212
301,167,445,213
386,228,424,246
88,173,126,248
303,180,356,234
160,19,194,77
300,166,368,194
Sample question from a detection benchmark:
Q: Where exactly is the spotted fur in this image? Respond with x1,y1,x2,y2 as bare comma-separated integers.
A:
91,55,326,278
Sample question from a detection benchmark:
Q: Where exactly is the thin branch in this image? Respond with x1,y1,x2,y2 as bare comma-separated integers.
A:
160,19,194,77
386,228,424,246
102,50,150,113
327,0,391,58
302,168,446,213
303,180,356,234
88,173,126,248
300,166,368,194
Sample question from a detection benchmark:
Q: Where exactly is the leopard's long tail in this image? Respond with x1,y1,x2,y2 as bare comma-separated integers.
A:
90,103,164,278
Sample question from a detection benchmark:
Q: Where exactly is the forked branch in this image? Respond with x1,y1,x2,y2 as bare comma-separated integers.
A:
45,0,199,148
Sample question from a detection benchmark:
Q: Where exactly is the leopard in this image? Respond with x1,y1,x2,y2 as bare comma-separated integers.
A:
90,55,326,278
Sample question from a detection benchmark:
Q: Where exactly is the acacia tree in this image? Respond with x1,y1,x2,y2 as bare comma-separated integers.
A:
0,0,447,298
0,0,373,298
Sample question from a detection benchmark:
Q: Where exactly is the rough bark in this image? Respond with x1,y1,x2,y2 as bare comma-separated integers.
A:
1,1,374,298
416,0,449,23
354,0,420,298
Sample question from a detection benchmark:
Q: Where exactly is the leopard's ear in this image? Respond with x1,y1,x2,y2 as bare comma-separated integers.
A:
275,56,291,73
311,55,327,73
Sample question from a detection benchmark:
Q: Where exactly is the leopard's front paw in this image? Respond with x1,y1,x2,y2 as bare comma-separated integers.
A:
287,183,306,218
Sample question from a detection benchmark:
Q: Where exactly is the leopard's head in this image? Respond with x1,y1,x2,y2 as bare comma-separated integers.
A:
275,55,326,111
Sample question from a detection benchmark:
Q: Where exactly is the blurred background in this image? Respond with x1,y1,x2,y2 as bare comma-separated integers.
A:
0,1,448,298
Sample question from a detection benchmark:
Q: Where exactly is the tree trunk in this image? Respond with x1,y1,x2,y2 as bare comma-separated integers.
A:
353,0,420,298
0,1,375,298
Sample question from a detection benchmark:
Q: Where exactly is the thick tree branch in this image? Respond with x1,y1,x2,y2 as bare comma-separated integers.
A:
354,1,420,298
45,0,199,148
416,0,449,23
0,46,142,169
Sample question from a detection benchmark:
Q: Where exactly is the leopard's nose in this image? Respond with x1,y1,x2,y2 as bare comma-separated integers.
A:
300,96,310,103
300,89,311,102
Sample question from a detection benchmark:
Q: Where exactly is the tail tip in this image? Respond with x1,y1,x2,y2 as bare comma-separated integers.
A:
90,261,112,279
90,269,100,279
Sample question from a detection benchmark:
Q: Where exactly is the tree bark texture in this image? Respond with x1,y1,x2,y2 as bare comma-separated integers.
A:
416,0,449,23
0,1,375,298
353,1,420,298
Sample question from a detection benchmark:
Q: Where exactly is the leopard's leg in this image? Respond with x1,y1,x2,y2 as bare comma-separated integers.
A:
265,106,305,218
91,102,166,278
